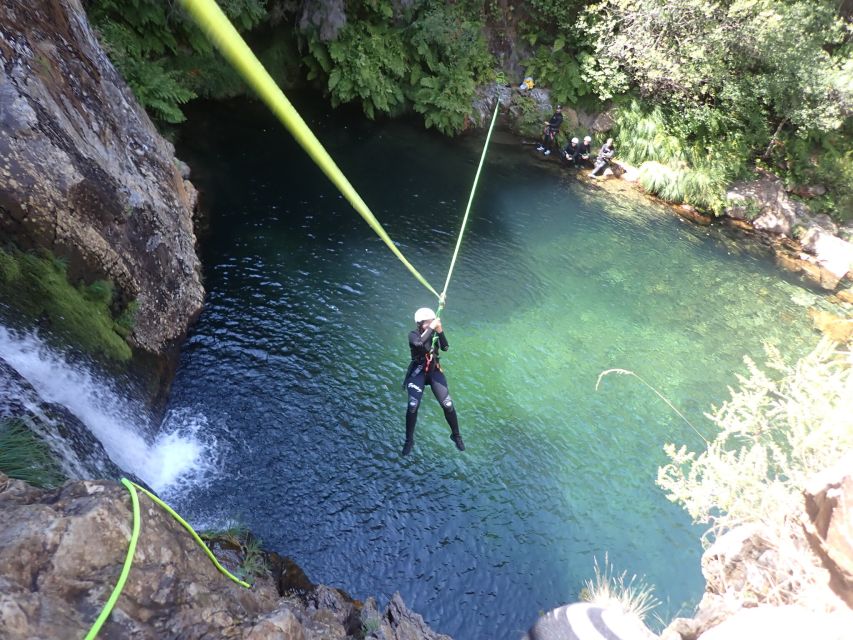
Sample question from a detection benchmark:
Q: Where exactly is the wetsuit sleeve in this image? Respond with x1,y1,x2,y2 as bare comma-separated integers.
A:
437,331,449,351
410,327,435,349
548,113,563,130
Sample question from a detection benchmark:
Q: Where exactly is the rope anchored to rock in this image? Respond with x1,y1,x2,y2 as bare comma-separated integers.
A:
83,478,249,640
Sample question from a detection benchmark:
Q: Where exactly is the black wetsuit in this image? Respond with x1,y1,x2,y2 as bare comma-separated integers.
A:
579,141,592,163
541,111,563,150
403,326,461,445
563,142,582,166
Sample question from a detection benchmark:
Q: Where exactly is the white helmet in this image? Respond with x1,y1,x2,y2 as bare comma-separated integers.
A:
583,135,592,142
414,307,436,323
571,137,579,144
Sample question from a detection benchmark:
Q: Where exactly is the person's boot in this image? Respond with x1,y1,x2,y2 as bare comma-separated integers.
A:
402,412,416,456
451,433,465,452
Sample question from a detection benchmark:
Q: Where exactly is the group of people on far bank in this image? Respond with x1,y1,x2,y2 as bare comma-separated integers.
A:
536,105,615,177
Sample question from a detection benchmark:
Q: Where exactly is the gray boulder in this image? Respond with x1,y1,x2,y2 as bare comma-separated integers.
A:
0,0,204,356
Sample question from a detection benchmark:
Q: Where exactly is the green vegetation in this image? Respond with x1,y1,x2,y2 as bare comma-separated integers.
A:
361,616,381,637
657,339,853,606
88,0,275,123
235,536,268,580
0,418,66,489
0,246,134,361
89,0,851,216
300,2,493,134
580,0,852,217
200,523,269,580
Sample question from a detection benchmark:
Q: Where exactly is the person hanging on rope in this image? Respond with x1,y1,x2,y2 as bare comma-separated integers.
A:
402,307,465,456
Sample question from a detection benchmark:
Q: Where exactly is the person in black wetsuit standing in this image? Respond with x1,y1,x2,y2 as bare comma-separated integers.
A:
536,105,563,156
402,307,465,456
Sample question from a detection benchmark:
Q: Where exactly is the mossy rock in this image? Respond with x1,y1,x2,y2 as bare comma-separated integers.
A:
0,246,134,362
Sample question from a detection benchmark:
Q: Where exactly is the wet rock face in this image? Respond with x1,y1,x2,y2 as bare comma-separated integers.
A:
0,474,453,640
0,0,204,355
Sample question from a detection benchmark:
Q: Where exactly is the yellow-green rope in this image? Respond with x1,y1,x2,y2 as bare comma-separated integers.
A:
178,0,439,298
440,100,500,300
129,481,251,589
84,479,249,639
83,478,140,640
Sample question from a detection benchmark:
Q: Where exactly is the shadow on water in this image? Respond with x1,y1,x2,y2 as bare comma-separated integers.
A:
171,95,821,639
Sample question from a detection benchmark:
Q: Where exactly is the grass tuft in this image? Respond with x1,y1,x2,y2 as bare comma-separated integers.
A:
580,553,660,624
0,246,134,361
0,418,66,488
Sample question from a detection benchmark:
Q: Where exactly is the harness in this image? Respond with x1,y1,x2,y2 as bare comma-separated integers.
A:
424,350,442,374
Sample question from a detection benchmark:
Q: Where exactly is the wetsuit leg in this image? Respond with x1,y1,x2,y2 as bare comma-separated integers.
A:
427,369,460,438
403,367,426,454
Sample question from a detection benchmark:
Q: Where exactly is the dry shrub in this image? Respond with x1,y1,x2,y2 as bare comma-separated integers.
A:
657,338,853,609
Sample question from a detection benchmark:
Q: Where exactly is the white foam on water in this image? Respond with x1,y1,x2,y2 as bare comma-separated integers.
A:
0,326,214,493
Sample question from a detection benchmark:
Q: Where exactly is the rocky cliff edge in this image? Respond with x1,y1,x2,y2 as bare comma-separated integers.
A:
0,472,452,640
0,0,203,355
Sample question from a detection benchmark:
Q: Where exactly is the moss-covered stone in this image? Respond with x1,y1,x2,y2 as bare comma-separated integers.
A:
0,246,134,362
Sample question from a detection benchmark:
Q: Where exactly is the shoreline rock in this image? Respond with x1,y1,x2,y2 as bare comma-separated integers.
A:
0,473,453,640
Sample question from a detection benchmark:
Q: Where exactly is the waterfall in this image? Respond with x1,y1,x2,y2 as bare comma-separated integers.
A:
0,325,214,495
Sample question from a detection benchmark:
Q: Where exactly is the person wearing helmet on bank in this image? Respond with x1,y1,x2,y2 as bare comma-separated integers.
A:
590,138,616,177
563,137,582,167
579,136,593,163
536,105,563,156
402,307,465,456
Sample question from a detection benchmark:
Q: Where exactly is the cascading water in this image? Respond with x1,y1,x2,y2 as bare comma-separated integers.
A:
0,325,215,495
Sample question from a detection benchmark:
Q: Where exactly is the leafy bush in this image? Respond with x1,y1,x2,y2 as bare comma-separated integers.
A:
765,126,853,220
657,339,853,606
0,419,66,489
301,2,494,134
521,47,590,107
407,5,493,134
89,0,269,123
306,21,408,119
